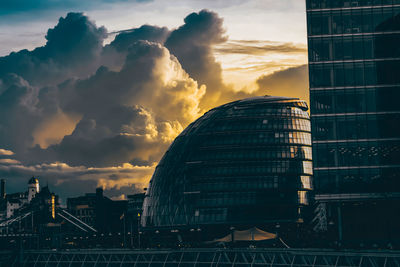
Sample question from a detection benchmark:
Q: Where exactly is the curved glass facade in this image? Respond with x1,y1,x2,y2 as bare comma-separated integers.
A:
142,96,312,231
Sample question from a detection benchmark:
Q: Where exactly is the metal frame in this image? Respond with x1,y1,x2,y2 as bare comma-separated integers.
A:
10,248,400,267
0,208,97,234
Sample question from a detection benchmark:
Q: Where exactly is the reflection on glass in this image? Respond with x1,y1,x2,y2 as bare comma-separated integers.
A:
142,96,313,229
309,1,400,194
301,176,313,190
298,191,308,205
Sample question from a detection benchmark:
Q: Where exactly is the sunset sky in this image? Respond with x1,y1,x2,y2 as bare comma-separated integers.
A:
0,0,309,202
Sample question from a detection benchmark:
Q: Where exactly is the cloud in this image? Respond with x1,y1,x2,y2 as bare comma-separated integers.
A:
0,12,107,87
224,61,300,73
0,149,14,156
0,12,207,198
0,10,309,200
20,40,205,169
0,74,42,154
109,25,170,51
0,159,20,164
256,64,309,103
165,10,233,110
207,64,309,108
215,40,307,56
0,0,151,16
0,12,207,186
32,112,81,149
163,10,305,110
0,160,153,201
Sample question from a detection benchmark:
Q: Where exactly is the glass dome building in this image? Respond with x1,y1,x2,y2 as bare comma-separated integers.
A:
142,96,313,240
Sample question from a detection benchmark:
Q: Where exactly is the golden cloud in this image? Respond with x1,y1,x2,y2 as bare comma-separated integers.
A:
214,40,307,56
0,149,14,156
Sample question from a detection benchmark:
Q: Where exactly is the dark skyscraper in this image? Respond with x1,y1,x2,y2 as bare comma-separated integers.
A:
307,0,400,244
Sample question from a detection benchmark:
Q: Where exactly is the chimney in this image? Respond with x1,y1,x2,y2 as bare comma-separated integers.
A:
0,179,5,199
96,187,103,199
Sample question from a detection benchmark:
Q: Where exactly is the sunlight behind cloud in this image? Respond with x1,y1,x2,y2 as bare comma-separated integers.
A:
33,112,82,149
0,7,310,200
214,40,307,90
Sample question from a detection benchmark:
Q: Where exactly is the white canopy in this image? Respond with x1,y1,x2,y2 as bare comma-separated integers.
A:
211,227,277,243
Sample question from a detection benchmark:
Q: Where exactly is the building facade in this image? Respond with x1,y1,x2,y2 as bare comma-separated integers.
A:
142,96,313,243
307,0,400,246
1,177,40,218
67,193,97,227
67,188,128,234
127,193,145,218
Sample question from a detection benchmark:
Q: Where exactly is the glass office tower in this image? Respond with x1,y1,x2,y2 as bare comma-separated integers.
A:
307,0,400,246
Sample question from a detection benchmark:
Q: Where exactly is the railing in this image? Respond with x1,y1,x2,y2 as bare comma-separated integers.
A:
9,248,400,267
0,211,31,228
0,208,97,234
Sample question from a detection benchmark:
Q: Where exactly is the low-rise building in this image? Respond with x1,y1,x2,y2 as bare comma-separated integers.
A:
67,188,128,233
67,193,96,227
127,193,145,231
1,177,40,218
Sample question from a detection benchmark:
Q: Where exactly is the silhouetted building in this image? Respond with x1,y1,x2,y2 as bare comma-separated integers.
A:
0,178,104,249
0,180,59,236
0,177,40,218
142,96,313,243
30,185,59,228
1,179,5,200
67,193,96,227
127,193,144,223
127,193,145,217
307,0,400,246
126,193,145,246
67,188,127,234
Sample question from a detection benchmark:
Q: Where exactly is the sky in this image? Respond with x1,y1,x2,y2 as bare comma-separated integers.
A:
0,0,309,203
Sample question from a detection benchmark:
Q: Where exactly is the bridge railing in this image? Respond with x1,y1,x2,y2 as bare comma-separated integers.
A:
9,248,400,267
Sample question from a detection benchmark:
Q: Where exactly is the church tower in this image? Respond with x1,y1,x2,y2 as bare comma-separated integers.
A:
28,177,40,202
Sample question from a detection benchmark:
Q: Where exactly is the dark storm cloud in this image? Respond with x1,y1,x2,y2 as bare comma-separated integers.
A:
0,13,111,165
165,10,232,110
0,12,107,86
256,64,309,103
21,39,204,168
101,25,171,76
0,10,212,198
0,10,309,199
0,11,205,172
215,40,307,56
0,73,41,153
109,25,170,51
0,0,151,15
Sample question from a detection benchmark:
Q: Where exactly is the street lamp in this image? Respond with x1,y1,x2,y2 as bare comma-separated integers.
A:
228,226,235,245
137,212,141,248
